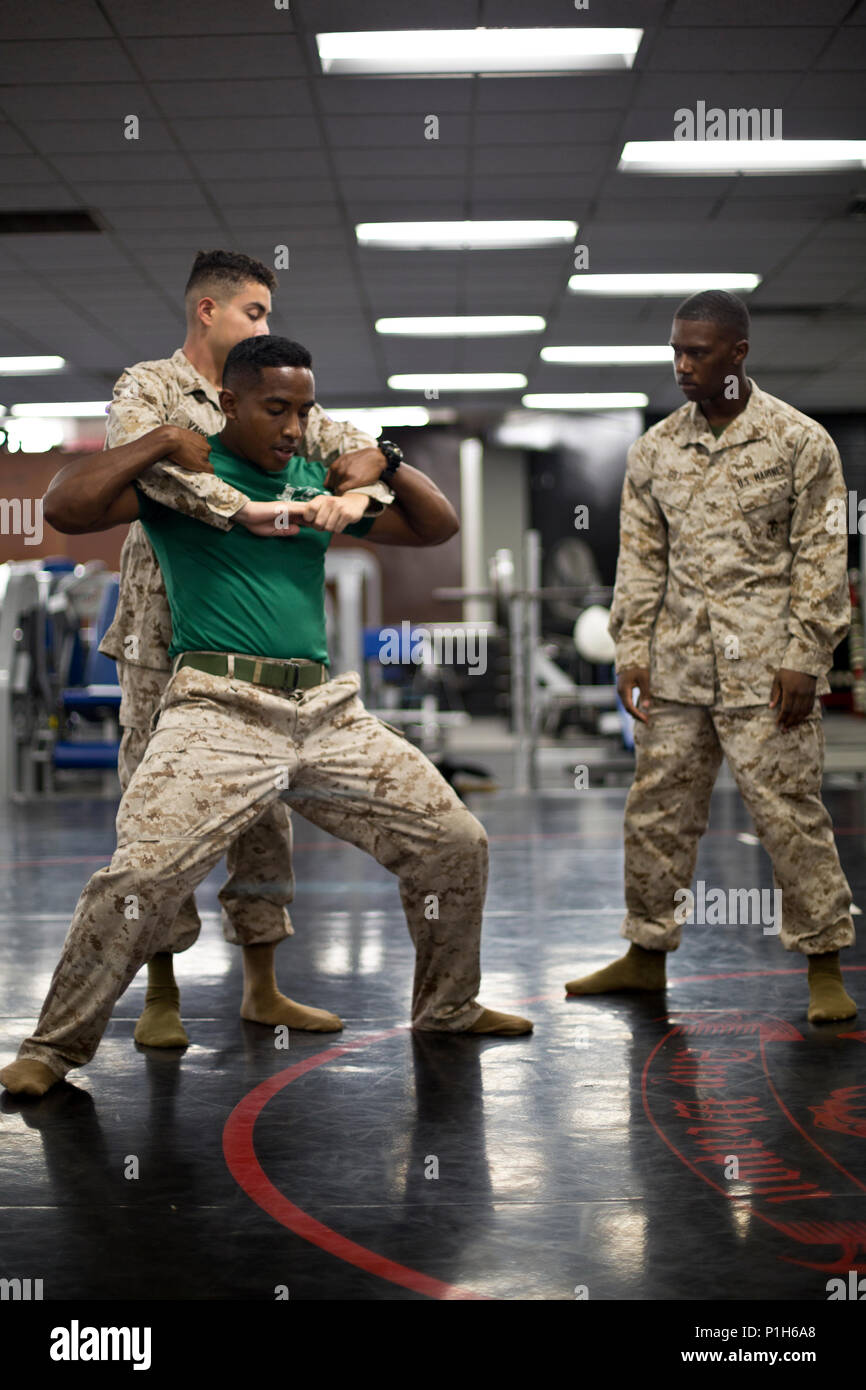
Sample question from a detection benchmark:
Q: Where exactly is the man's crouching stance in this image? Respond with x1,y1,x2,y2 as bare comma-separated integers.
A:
2,335,531,1096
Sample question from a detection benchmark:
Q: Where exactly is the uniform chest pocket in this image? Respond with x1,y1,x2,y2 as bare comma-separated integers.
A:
733,476,791,515
650,476,698,517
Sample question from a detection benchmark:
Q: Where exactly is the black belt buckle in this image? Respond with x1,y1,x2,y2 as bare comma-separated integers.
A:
285,663,301,692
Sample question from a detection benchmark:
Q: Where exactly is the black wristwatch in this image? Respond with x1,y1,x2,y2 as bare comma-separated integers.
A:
378,439,403,482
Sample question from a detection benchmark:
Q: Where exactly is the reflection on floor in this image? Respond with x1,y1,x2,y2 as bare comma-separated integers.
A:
1,787,863,1301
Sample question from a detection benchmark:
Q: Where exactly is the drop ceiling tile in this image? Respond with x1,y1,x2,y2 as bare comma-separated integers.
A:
332,146,463,177
601,170,737,199
315,77,475,115
151,79,310,118
224,213,345,236
0,154,64,183
23,119,177,154
475,111,621,144
777,108,866,138
487,0,666,18
341,177,469,202
294,0,478,26
0,184,73,208
103,227,225,249
0,39,138,83
80,183,210,208
651,27,834,71
126,36,307,82
0,1,111,40
471,174,599,199
0,83,158,121
51,152,193,181
635,73,794,106
817,29,866,69
477,144,608,175
173,117,322,151
104,0,297,35
0,124,34,154
187,149,325,180
668,0,850,22
476,76,636,111
205,178,336,205
325,114,472,147
711,196,846,220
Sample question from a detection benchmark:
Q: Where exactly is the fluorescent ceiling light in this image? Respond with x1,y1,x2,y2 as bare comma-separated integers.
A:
0,355,65,374
522,392,648,410
327,407,431,434
3,418,65,452
10,400,108,418
376,316,545,336
568,273,761,296
619,140,866,175
357,220,577,250
317,28,642,75
496,410,642,451
389,373,527,391
541,345,673,364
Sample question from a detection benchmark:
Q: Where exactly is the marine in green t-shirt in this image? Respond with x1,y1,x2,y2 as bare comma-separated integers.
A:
138,435,376,664
64,333,463,667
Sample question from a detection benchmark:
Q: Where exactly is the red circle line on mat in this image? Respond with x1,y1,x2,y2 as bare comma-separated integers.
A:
224,974,866,1299
222,1028,490,1301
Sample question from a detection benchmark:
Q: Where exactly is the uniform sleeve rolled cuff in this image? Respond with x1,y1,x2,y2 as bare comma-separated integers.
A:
780,639,832,679
349,479,395,507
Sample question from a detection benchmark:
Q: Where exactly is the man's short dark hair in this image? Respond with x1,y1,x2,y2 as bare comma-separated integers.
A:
184,249,278,305
223,335,313,392
673,290,750,340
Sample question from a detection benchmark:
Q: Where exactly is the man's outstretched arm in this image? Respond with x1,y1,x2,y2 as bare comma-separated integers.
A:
43,428,210,533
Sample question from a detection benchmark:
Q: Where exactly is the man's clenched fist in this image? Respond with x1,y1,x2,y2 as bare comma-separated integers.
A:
161,426,213,474
235,492,369,537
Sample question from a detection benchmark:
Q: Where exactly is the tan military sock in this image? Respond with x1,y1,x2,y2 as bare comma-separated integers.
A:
565,942,667,995
0,1060,60,1096
807,951,857,1023
464,1007,533,1036
240,943,343,1032
133,953,190,1047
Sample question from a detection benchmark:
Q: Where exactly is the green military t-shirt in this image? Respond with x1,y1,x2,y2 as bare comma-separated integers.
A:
137,433,377,663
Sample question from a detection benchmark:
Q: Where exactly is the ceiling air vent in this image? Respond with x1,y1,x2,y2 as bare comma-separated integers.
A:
0,209,103,234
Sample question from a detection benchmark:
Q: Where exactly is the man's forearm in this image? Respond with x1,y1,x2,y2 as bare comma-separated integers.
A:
137,461,247,531
43,425,178,532
387,464,459,543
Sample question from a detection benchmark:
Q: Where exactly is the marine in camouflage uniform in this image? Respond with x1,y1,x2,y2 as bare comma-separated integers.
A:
99,347,390,951
15,663,494,1078
609,378,854,957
